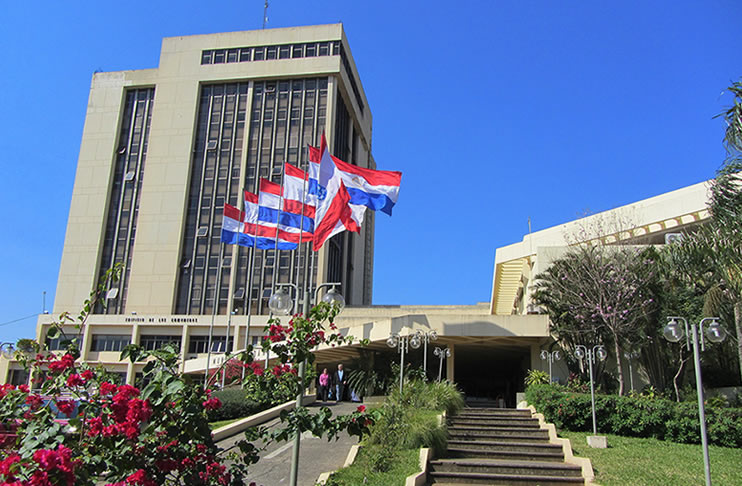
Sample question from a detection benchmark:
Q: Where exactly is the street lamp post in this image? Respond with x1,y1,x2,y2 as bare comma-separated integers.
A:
663,316,726,486
539,349,561,384
433,347,451,382
574,344,607,435
269,282,344,486
386,332,422,393
623,350,640,392
414,330,437,379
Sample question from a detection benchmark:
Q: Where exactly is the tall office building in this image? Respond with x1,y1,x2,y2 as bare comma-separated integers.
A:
55,24,374,321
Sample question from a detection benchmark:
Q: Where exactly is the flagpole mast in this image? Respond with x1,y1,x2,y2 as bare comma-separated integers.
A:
243,195,258,385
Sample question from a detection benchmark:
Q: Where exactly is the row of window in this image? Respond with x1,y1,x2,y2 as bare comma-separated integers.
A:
201,41,341,65
200,40,364,115
49,334,261,354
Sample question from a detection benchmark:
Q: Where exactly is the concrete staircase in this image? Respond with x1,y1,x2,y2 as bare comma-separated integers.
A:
428,407,585,485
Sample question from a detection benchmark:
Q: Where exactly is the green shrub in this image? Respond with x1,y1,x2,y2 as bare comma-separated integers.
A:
525,369,550,386
525,384,742,447
206,388,261,422
364,380,462,456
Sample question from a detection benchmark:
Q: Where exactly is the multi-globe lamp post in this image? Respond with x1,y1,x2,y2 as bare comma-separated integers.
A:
663,316,726,486
386,331,423,393
573,344,607,436
268,282,344,486
539,349,561,384
416,330,437,377
433,346,451,382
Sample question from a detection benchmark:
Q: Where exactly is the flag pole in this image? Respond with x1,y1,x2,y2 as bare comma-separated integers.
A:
243,195,258,386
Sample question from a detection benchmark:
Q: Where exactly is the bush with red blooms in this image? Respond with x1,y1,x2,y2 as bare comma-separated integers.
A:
0,268,378,485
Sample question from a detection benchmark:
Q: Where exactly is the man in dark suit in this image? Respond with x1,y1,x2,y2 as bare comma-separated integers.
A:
333,363,348,402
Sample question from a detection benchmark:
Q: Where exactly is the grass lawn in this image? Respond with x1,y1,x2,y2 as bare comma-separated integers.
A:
208,417,243,430
559,430,742,485
326,446,420,486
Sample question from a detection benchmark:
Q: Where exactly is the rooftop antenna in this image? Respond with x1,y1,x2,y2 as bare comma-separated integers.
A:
263,1,269,29
42,291,48,314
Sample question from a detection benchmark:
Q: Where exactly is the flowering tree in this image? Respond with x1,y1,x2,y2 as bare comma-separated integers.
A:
0,270,376,485
533,244,657,395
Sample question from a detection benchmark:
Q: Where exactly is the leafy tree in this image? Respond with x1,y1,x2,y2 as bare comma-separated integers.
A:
533,244,657,395
669,80,742,383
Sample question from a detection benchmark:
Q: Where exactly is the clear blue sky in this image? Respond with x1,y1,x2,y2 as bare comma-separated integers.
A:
1,1,739,342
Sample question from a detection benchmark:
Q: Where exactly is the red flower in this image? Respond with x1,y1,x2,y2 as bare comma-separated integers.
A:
55,400,75,417
126,468,156,486
202,397,222,410
81,369,94,380
356,405,366,413
100,382,118,396
48,354,76,373
25,394,43,410
86,416,103,437
18,384,29,393
66,374,85,387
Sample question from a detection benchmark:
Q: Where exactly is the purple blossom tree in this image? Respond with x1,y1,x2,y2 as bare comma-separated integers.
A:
533,244,657,395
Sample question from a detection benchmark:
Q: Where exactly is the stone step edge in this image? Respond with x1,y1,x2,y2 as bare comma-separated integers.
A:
430,458,582,470
430,457,580,470
428,470,585,483
517,400,595,484
448,439,562,449
446,447,564,460
448,425,545,432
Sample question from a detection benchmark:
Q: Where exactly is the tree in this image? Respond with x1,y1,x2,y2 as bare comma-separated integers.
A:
532,244,657,395
669,80,742,383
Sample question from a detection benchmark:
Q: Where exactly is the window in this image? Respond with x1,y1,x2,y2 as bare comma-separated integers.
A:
227,49,238,63
239,48,251,62
8,369,29,386
292,44,304,58
188,335,233,354
91,335,131,352
266,46,277,60
305,44,316,57
253,47,265,61
279,45,290,59
318,42,330,56
213,50,226,63
140,335,181,351
46,334,82,351
201,51,213,64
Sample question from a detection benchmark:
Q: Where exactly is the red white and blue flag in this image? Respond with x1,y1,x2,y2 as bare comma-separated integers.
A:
308,134,402,250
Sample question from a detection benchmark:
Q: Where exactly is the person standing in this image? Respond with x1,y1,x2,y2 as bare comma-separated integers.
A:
333,364,348,402
318,368,331,402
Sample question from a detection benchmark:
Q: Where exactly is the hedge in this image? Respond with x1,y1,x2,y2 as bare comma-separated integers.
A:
206,388,263,422
525,384,742,448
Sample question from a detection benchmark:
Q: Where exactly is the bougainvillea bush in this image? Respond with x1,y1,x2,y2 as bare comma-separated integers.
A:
0,269,377,485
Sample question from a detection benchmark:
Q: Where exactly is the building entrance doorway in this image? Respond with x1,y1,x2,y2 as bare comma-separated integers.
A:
454,344,529,408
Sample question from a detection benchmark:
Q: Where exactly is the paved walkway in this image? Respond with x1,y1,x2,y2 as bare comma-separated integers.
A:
217,400,362,486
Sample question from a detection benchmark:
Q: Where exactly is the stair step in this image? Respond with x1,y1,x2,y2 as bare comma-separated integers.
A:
448,426,548,437
452,419,539,426
430,458,582,478
428,470,584,485
447,447,565,462
460,408,532,416
448,432,550,443
448,439,561,453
